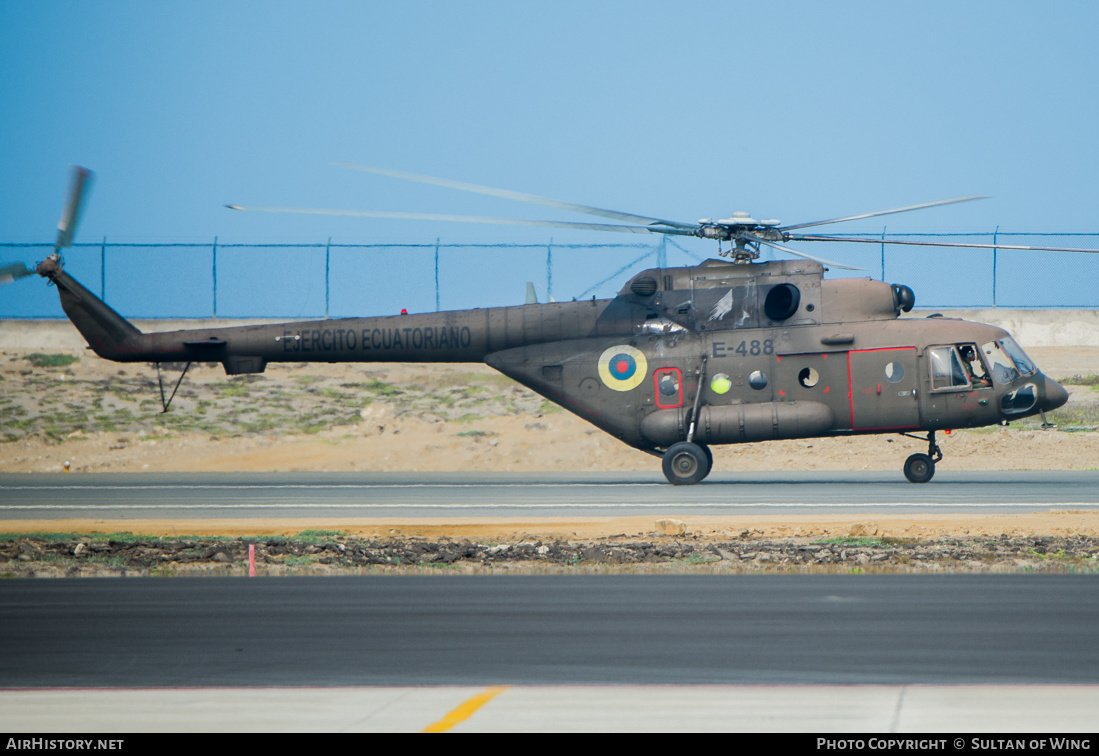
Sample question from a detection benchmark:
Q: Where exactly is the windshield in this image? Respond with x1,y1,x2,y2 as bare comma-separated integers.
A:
981,338,1037,384
981,341,1018,384
1000,336,1036,376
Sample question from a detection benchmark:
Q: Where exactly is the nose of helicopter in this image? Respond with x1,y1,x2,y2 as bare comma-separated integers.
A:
1042,374,1069,412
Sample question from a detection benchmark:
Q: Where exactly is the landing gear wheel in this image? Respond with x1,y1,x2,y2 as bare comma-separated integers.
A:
698,443,714,481
903,453,935,484
662,442,711,485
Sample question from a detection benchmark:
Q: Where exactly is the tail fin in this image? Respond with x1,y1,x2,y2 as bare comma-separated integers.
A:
37,257,143,360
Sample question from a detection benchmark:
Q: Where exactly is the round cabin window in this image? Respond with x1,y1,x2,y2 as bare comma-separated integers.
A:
798,367,820,388
711,373,732,394
884,362,905,383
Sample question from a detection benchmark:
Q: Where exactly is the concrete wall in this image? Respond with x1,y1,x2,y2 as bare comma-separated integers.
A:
902,310,1099,348
1,311,1096,350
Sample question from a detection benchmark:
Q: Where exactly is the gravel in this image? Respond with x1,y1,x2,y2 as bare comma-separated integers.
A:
2,532,1096,577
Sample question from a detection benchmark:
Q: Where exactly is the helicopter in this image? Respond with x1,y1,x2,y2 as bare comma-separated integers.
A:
14,164,1094,484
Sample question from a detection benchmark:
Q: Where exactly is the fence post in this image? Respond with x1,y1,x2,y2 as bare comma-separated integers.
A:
880,227,886,281
435,238,441,312
100,237,106,299
212,236,218,318
992,226,998,308
547,238,553,300
325,237,331,319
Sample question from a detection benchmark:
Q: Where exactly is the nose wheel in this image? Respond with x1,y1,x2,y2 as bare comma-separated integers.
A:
662,441,712,485
901,430,943,483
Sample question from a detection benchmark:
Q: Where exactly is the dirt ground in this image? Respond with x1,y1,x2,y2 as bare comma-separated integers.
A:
3,346,1098,475
2,345,1098,545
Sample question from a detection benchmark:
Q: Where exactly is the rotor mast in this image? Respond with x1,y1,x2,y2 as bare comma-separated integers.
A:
695,212,783,263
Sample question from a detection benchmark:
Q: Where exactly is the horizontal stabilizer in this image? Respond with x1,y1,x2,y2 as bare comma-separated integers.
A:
183,338,228,351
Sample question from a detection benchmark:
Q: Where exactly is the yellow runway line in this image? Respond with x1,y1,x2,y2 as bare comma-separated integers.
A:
422,686,511,733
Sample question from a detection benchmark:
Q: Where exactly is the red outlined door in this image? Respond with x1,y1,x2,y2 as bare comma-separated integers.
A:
848,347,920,431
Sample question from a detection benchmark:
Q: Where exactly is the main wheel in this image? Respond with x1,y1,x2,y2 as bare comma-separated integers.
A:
698,443,714,481
662,442,711,485
903,453,935,484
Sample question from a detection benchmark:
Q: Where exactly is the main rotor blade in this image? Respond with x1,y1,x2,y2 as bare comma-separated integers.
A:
786,234,1099,254
55,166,94,252
0,262,34,286
225,205,698,236
780,196,987,232
742,233,863,270
334,163,698,230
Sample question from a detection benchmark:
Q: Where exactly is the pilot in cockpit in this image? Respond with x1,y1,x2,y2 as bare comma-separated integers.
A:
959,344,992,388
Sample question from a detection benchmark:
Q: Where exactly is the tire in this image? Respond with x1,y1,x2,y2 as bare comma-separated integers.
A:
698,443,714,481
903,453,935,484
662,442,711,485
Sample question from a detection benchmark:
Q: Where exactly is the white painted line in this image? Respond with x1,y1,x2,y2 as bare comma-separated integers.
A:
3,501,1097,510
3,484,671,490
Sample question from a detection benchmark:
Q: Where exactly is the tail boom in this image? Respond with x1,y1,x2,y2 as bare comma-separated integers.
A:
38,263,616,374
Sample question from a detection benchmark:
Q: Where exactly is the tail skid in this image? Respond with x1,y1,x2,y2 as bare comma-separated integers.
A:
38,260,242,411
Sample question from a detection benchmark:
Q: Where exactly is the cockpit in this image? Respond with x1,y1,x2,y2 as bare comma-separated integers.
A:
927,336,1066,418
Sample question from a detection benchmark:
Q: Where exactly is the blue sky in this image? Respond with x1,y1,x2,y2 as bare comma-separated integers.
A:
2,1,1098,315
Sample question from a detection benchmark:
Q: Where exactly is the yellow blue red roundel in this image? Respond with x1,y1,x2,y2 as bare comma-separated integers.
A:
598,345,648,391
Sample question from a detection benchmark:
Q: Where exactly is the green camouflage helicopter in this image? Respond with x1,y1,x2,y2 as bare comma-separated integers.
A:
16,165,1092,484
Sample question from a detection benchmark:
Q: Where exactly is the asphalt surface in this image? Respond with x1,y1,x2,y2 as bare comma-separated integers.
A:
4,472,1098,732
2,575,1097,688
3,470,1099,518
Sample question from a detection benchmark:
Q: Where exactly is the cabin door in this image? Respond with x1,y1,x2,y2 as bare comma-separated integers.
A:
848,347,920,431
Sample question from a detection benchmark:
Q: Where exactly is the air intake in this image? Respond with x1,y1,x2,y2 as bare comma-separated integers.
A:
630,277,658,296
763,283,801,321
892,284,915,314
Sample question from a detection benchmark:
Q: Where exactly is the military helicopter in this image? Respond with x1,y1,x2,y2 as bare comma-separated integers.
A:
15,165,1094,484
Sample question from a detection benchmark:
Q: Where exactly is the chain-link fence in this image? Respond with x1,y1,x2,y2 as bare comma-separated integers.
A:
2,233,1097,319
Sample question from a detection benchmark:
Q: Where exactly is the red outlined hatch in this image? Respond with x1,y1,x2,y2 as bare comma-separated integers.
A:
654,367,683,409
847,347,920,431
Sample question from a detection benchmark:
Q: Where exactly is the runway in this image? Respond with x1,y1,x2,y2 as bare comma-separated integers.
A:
3,576,1098,731
3,470,1099,519
9,685,1099,733
3,471,1098,732
5,575,1098,687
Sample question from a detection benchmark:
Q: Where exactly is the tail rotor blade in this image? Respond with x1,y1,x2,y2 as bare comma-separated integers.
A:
55,166,94,252
0,262,34,286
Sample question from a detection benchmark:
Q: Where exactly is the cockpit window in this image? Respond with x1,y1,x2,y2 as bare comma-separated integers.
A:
929,346,969,389
981,341,1018,384
1001,383,1038,414
1000,337,1036,376
957,343,992,388
981,338,1036,384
